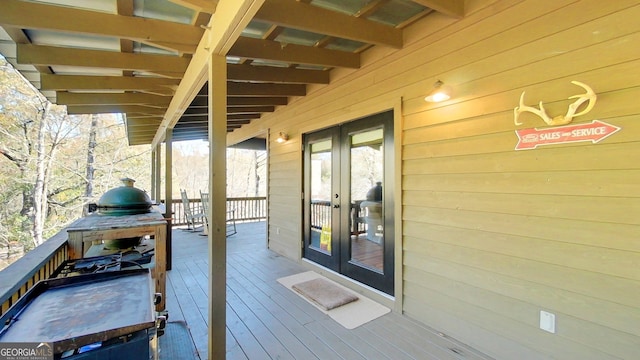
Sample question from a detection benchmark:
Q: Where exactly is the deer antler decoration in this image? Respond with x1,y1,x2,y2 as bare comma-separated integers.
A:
514,81,597,126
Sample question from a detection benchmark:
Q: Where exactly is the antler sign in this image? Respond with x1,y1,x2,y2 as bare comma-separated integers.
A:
514,81,597,126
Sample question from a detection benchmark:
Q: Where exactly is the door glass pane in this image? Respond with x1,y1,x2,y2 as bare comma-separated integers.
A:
310,139,332,254
349,128,384,272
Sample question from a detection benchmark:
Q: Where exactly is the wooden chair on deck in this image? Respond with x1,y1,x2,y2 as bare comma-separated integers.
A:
200,190,237,237
180,189,206,232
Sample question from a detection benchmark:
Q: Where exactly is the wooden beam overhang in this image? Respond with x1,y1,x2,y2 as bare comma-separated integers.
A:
66,105,167,115
229,36,360,69
0,0,452,145
152,0,266,146
17,44,190,73
172,122,251,132
125,114,165,119
126,118,163,127
181,108,208,116
226,106,275,113
226,113,260,120
194,86,292,104
174,114,207,120
178,109,262,119
174,119,252,129
254,0,403,49
1,26,52,75
176,114,259,122
227,63,329,84
227,82,306,97
1,0,202,54
226,96,288,106
57,92,171,106
411,0,465,18
40,74,180,91
168,0,218,14
172,131,208,140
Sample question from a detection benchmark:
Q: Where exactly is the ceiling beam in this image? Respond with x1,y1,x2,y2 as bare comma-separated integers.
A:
1,25,52,75
174,117,208,122
139,88,176,96
153,0,266,146
227,106,275,113
176,120,251,127
227,82,306,97
176,114,265,121
178,118,256,125
117,0,135,77
66,105,167,115
169,0,218,14
171,130,210,140
17,44,190,73
188,95,288,107
226,97,288,106
180,111,261,120
57,92,171,106
125,115,164,119
181,109,209,116
254,0,402,49
411,0,465,18
229,36,360,69
227,114,261,120
126,118,164,126
175,115,208,120
0,0,202,53
227,64,329,84
173,123,207,129
40,74,180,91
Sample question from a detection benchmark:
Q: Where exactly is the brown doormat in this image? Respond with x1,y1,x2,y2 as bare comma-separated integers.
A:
279,271,390,329
292,277,359,310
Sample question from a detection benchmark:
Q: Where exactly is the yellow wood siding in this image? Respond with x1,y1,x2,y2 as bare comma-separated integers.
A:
228,0,640,358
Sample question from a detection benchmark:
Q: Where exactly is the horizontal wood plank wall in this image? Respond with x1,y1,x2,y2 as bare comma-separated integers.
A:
227,0,640,358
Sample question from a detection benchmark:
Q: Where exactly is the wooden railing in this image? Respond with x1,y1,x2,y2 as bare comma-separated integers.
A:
0,196,267,313
310,200,332,230
169,196,266,226
311,199,367,235
0,229,68,317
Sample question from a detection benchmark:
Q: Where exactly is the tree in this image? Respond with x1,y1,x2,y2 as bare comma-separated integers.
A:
83,114,98,216
226,147,266,197
0,56,152,266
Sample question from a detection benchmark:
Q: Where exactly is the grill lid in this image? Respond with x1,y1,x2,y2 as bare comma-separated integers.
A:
97,178,152,215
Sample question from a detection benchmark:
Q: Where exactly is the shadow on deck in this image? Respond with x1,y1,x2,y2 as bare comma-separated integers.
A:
164,221,492,360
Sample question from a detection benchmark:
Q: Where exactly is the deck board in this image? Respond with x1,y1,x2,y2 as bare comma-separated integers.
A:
165,222,493,360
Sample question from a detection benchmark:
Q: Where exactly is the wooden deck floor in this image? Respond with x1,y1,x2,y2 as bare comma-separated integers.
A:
164,221,493,360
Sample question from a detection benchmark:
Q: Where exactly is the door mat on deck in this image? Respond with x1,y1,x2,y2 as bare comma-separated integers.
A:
159,321,200,360
292,277,359,310
278,271,390,329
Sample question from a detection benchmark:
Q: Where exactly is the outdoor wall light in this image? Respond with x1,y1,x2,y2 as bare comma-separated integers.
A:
275,132,289,143
424,80,452,102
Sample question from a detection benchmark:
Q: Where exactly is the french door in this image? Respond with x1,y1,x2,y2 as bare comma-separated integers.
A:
303,111,394,295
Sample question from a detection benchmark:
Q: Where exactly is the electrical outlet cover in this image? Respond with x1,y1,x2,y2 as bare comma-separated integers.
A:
540,310,556,333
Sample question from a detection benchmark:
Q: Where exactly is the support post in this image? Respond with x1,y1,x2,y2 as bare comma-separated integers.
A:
151,150,156,201
208,53,227,360
164,130,173,271
155,144,162,203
